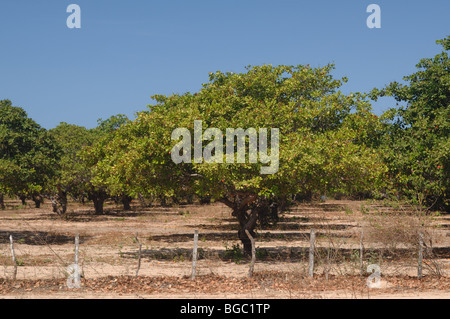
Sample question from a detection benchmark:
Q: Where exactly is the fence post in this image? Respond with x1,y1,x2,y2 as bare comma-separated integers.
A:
191,230,199,279
75,233,79,265
135,232,142,277
309,229,315,278
9,235,18,281
67,233,81,289
360,230,364,277
245,230,256,278
74,233,81,287
418,232,424,279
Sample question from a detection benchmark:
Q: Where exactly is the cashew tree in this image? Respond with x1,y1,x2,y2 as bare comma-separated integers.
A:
0,100,60,208
371,37,450,212
94,65,387,254
49,115,130,215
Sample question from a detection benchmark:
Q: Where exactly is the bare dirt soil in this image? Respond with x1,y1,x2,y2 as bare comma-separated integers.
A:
0,199,449,299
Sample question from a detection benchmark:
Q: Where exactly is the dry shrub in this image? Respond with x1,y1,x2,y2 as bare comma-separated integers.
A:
363,206,445,277
365,211,427,250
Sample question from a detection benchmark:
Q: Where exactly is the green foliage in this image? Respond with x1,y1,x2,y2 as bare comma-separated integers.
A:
80,115,130,202
93,64,387,203
94,114,130,135
48,114,129,213
371,36,450,211
4,37,446,219
224,243,244,263
49,122,97,200
0,100,60,199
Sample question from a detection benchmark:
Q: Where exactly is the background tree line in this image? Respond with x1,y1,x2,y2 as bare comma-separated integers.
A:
1,37,448,254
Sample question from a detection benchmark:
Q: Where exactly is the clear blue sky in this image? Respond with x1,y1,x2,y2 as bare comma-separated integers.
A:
0,0,448,129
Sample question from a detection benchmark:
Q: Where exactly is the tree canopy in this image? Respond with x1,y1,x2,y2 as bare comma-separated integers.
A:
371,36,449,211
0,100,59,207
92,64,387,253
48,115,130,215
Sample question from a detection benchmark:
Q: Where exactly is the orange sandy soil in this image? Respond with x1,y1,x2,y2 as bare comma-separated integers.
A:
1,273,449,299
1,199,449,299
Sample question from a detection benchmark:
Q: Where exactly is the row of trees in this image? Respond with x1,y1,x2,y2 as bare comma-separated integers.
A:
1,37,448,254
0,106,129,214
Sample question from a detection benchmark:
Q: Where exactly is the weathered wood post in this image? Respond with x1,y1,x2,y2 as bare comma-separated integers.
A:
9,235,18,281
191,230,199,279
75,233,80,265
74,233,81,287
360,230,364,277
418,232,424,279
245,230,256,278
309,229,315,278
67,233,81,289
135,232,142,277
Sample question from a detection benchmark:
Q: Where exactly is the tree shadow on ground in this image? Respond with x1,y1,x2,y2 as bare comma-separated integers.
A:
188,223,355,232
220,216,332,223
147,231,353,243
121,246,450,263
0,231,87,246
290,203,347,212
39,208,180,222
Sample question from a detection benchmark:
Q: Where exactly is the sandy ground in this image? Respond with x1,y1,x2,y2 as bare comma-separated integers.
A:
1,290,449,299
1,199,449,299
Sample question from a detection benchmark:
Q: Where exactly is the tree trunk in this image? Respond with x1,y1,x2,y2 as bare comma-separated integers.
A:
186,194,194,205
199,196,211,205
220,194,258,256
0,193,5,210
34,199,41,208
171,196,180,205
138,193,152,207
93,197,104,214
122,195,132,211
51,191,67,217
93,196,104,214
19,195,26,206
258,199,282,227
91,190,107,214
32,194,43,209
112,196,120,205
52,200,58,213
236,206,260,256
60,192,68,215
159,195,167,207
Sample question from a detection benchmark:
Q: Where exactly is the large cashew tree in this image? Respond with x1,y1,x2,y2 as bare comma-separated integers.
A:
93,64,387,255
